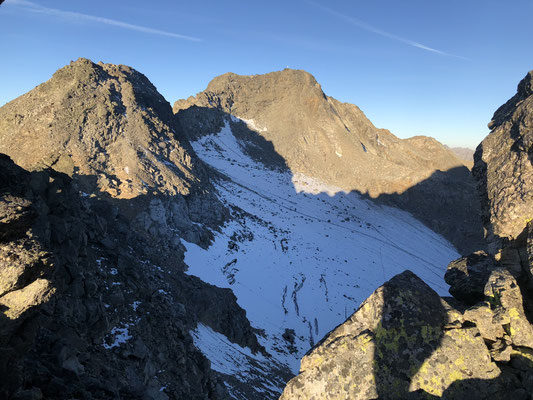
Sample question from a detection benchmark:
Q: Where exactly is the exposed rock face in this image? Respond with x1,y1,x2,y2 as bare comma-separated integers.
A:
0,153,266,399
0,58,225,251
175,69,485,254
473,70,533,253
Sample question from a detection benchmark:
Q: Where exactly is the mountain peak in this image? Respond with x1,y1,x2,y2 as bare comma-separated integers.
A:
517,70,533,97
205,68,321,94
175,68,485,254
0,58,204,200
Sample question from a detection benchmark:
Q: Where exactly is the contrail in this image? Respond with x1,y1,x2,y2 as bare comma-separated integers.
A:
304,0,466,59
5,0,202,42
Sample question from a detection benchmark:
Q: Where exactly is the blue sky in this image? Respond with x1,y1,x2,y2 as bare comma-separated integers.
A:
1,0,532,148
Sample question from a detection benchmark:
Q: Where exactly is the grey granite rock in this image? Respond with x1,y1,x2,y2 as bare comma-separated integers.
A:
473,70,533,253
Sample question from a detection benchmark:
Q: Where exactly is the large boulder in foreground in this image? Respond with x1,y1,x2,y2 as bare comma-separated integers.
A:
280,271,505,400
473,70,533,253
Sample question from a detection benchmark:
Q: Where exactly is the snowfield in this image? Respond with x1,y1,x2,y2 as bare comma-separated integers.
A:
184,119,459,398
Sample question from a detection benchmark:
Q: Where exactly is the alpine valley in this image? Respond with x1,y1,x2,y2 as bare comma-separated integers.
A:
0,59,531,400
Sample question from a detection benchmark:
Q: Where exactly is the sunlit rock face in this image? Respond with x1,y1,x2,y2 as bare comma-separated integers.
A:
0,58,200,199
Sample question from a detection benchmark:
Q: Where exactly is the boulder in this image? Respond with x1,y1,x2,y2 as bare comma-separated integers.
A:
483,268,533,348
444,251,499,305
280,271,501,400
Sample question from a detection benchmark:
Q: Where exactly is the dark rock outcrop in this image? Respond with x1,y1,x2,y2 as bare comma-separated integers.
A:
444,251,499,305
175,69,485,254
0,153,267,399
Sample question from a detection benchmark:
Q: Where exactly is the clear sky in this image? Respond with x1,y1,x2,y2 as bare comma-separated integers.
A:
1,0,532,148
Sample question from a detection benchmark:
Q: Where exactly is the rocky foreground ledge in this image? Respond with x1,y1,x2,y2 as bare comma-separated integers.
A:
281,242,533,399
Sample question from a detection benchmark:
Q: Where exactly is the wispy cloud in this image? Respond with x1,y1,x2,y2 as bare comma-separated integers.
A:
6,0,202,42
304,0,466,59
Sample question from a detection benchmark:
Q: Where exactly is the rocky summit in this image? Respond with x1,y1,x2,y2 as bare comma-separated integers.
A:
0,58,227,260
0,58,202,199
175,69,485,255
280,71,533,399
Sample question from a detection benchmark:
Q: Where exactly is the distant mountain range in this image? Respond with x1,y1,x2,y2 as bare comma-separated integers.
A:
448,146,475,168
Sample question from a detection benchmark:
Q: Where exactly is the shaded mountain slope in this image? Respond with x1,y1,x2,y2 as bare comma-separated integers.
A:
174,69,485,254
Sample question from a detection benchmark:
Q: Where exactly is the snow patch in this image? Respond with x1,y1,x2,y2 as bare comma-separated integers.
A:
191,323,285,398
103,323,133,349
292,172,346,196
191,323,264,375
231,114,268,132
186,122,459,377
